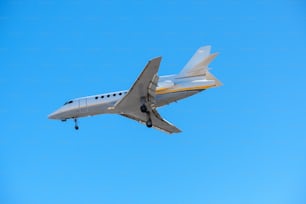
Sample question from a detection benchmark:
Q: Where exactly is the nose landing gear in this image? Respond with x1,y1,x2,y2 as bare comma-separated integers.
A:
74,118,79,130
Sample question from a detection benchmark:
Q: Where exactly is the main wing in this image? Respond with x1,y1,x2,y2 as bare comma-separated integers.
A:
121,110,181,134
114,57,181,134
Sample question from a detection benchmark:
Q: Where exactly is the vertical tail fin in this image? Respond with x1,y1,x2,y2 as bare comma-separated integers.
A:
179,46,218,77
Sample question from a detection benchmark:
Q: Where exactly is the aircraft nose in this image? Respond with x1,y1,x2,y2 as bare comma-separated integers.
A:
48,110,60,119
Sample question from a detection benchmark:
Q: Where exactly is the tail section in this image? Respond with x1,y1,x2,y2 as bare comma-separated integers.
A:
179,46,222,87
206,71,223,87
179,46,218,77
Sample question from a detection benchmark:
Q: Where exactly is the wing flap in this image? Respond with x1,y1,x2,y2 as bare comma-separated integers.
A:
121,111,181,134
151,109,181,133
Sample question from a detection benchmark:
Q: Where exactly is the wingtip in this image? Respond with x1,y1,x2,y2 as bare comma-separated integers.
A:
151,56,162,61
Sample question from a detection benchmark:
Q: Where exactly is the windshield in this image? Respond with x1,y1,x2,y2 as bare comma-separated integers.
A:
63,100,73,105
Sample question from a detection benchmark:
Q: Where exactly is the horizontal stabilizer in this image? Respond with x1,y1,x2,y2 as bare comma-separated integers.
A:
206,71,222,87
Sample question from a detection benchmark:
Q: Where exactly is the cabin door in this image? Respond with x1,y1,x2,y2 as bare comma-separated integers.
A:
78,98,88,115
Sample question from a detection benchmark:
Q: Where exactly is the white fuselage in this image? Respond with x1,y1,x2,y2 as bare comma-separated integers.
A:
48,75,216,120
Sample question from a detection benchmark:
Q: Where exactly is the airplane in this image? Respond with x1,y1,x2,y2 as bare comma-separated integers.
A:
48,46,222,134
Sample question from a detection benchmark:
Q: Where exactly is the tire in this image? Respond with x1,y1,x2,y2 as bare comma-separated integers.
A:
146,119,152,128
140,104,147,113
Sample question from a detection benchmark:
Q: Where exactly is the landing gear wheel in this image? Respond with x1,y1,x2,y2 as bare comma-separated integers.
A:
140,104,148,113
146,119,153,128
74,118,79,130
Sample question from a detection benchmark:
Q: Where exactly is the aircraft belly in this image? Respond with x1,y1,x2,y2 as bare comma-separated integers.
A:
156,90,201,107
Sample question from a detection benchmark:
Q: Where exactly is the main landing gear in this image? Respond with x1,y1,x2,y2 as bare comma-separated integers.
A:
140,104,148,113
146,118,152,128
74,118,79,130
140,104,153,128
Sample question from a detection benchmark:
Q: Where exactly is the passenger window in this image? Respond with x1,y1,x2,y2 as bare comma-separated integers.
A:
119,93,122,95
95,96,98,99
113,94,116,96
107,95,110,97
101,96,104,98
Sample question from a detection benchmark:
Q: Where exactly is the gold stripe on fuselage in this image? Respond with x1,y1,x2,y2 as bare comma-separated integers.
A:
156,85,215,95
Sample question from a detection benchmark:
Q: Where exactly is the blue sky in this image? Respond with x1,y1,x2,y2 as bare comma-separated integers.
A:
1,0,306,203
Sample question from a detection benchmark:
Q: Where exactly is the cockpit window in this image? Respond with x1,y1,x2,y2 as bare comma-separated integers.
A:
64,100,73,105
